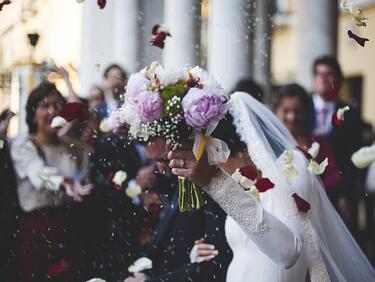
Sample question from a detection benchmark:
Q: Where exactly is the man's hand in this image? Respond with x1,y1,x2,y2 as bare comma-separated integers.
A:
167,141,219,187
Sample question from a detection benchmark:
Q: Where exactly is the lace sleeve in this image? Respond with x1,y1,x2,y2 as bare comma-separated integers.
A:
203,169,302,269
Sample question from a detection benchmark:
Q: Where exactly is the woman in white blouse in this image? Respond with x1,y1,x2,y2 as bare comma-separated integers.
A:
11,83,92,282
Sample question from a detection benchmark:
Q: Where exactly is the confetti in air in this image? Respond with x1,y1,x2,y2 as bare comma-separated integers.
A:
97,0,106,9
341,0,368,27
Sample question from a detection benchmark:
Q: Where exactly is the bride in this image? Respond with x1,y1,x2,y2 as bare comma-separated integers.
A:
169,91,375,281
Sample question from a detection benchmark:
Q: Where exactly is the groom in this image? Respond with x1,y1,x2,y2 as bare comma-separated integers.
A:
123,138,232,282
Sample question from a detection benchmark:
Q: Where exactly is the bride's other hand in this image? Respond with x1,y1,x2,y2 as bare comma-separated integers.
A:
168,141,218,186
190,238,218,263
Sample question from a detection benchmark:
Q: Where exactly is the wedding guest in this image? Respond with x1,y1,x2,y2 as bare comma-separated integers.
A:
97,64,127,119
0,138,19,282
10,82,92,281
274,83,342,199
123,138,232,282
309,55,364,223
0,109,15,138
88,85,105,111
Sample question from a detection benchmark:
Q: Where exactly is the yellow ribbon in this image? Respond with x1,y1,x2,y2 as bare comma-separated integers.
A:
194,133,207,161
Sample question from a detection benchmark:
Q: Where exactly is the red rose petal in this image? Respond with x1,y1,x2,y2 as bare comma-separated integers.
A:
47,259,70,277
58,102,88,122
239,165,257,181
150,25,171,49
0,0,11,12
97,0,106,9
292,193,311,213
107,172,121,190
255,178,275,193
331,113,342,128
348,30,369,47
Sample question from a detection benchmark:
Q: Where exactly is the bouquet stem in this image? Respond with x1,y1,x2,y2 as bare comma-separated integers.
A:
178,177,204,212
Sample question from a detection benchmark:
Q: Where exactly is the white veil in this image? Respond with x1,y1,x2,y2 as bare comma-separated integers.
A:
229,91,375,282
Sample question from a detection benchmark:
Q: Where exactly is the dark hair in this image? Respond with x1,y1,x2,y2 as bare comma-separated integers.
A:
230,78,264,102
212,113,247,156
26,82,65,134
103,64,127,81
313,55,343,81
273,83,311,113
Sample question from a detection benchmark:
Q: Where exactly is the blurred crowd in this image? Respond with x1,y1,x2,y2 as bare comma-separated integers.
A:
1,56,374,282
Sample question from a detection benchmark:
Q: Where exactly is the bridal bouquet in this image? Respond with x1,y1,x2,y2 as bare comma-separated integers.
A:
108,62,230,211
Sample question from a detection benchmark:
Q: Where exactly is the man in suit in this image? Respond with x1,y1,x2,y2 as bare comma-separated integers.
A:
309,55,364,225
122,137,232,282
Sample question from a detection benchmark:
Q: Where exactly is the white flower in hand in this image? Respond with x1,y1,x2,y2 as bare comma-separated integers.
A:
351,144,375,169
128,257,153,273
307,158,328,175
308,142,320,159
51,116,67,128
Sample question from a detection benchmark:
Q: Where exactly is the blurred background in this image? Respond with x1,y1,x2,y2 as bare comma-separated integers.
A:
1,0,374,137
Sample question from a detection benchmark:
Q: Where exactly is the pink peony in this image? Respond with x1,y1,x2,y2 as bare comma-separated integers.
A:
182,88,227,129
107,108,123,132
136,91,164,123
126,72,151,102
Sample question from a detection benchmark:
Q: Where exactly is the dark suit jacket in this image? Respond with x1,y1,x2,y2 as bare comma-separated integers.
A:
124,188,232,282
309,99,364,197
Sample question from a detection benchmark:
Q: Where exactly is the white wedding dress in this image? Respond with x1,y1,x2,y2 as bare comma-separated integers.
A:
201,92,375,282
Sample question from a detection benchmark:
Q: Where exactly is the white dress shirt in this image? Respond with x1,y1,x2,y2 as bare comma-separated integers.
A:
312,94,335,135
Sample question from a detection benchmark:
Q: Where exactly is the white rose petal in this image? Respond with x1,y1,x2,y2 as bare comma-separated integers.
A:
351,144,375,169
231,169,243,183
308,142,320,159
112,170,128,187
283,163,299,183
99,118,110,133
336,106,350,121
240,176,255,189
128,257,153,273
282,149,295,164
126,185,142,198
51,116,67,128
157,24,170,34
0,139,4,150
86,278,106,282
307,158,329,175
248,186,260,203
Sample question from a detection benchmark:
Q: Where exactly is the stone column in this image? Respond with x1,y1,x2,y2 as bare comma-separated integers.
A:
112,0,140,74
208,0,254,92
253,0,272,93
163,0,201,68
297,0,338,89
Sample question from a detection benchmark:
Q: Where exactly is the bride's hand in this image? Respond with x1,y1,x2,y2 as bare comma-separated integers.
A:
190,238,218,263
168,141,218,186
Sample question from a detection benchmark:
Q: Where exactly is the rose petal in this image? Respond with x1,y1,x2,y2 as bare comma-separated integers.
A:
86,279,106,282
248,186,261,203
297,146,313,160
307,141,320,159
351,144,375,169
128,257,153,273
283,163,299,183
283,149,295,163
51,116,67,128
112,170,127,187
307,158,328,175
347,30,369,47
292,193,311,213
97,0,106,9
336,106,350,121
47,259,70,277
240,176,255,189
331,112,342,127
58,102,88,122
255,178,275,193
239,165,257,181
0,0,11,12
341,0,368,27
126,184,142,198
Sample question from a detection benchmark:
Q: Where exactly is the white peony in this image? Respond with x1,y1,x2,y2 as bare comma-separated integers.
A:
307,158,329,175
128,257,153,273
51,116,67,128
351,144,375,169
308,142,320,159
112,170,128,187
118,102,138,125
189,66,221,90
155,65,187,87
